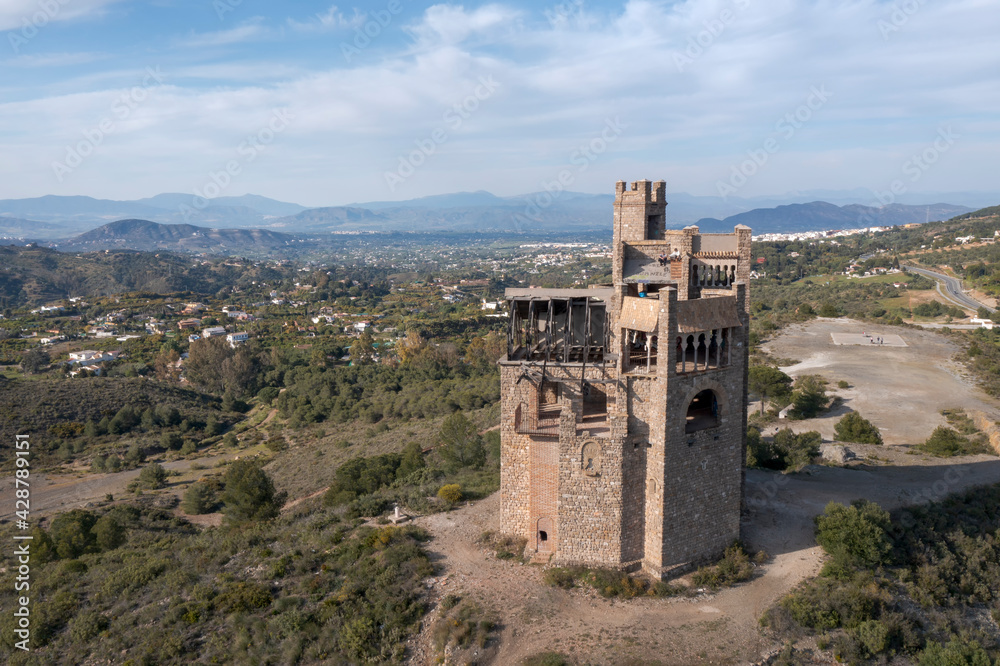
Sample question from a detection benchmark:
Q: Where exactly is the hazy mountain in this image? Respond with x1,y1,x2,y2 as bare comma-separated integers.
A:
60,219,301,253
0,215,67,239
0,194,308,238
695,202,975,234
132,193,307,217
2,189,994,239
348,190,509,210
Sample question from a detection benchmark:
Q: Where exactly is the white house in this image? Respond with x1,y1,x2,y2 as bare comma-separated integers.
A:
227,331,249,347
68,350,117,364
971,318,995,330
202,326,227,338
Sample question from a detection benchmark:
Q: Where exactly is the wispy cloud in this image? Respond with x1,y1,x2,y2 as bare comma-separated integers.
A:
3,52,108,67
177,20,269,49
0,0,121,31
287,5,366,32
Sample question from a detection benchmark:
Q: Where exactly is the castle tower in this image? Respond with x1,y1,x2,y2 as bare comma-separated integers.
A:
499,180,750,576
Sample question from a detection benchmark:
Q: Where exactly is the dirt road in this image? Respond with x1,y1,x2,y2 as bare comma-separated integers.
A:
410,453,1000,666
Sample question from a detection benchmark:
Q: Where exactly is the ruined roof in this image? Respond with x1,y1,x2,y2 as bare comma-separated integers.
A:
676,297,743,333
619,296,659,333
505,288,613,301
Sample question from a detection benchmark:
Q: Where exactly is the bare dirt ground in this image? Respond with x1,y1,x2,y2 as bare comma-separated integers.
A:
762,317,998,446
406,454,1000,666
405,318,1000,665
0,447,263,522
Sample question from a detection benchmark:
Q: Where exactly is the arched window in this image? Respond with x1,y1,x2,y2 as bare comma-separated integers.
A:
686,389,720,433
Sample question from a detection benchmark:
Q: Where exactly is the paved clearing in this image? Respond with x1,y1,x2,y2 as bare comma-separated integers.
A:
764,317,999,446
830,332,906,347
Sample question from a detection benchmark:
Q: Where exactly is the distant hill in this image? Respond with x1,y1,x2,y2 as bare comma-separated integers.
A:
0,194,308,238
0,244,286,306
695,202,973,234
0,215,65,240
1,190,993,240
60,219,300,253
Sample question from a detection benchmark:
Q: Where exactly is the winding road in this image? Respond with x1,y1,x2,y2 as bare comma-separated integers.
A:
903,264,995,313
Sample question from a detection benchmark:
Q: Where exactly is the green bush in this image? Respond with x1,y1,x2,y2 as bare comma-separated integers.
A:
437,484,463,503
220,459,286,523
815,500,892,570
182,480,218,515
834,412,883,445
918,426,989,457
138,463,167,489
691,543,756,590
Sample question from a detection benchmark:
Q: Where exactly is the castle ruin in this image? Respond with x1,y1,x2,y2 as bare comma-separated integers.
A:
498,179,751,577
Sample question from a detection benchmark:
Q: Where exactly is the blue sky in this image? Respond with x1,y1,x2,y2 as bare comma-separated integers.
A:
1,0,997,207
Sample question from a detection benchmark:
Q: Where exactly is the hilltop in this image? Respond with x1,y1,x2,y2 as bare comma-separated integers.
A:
61,219,302,253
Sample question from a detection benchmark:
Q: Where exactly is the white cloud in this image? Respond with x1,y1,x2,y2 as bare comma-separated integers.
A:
177,20,269,49
1,0,999,203
406,3,521,46
0,0,121,31
3,52,108,67
287,5,366,32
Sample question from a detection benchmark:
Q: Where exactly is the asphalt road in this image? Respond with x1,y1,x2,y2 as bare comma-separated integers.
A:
903,264,996,313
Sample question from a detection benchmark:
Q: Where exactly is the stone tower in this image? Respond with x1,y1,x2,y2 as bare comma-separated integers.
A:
498,179,751,577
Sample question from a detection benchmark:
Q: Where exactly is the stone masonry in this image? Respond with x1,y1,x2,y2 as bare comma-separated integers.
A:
499,179,751,577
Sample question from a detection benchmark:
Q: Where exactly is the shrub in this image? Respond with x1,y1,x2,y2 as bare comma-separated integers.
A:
138,463,167,489
917,638,993,666
918,426,988,457
257,386,280,404
834,412,883,445
837,380,850,389
543,567,577,589
220,459,286,523
161,432,184,450
438,412,485,471
92,515,126,551
216,581,273,613
437,484,463,503
691,543,755,589
182,480,218,515
815,500,891,570
789,375,829,419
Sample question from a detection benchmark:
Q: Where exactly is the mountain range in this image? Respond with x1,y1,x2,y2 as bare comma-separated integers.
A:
0,190,995,249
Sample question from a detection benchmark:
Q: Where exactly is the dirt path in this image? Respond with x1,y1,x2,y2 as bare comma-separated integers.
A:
0,450,239,521
409,454,1000,665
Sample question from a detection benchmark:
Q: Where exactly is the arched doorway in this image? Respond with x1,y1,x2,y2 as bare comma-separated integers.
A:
685,389,720,433
536,517,553,552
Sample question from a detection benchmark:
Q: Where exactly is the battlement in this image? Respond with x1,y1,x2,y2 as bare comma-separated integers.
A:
615,179,667,203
